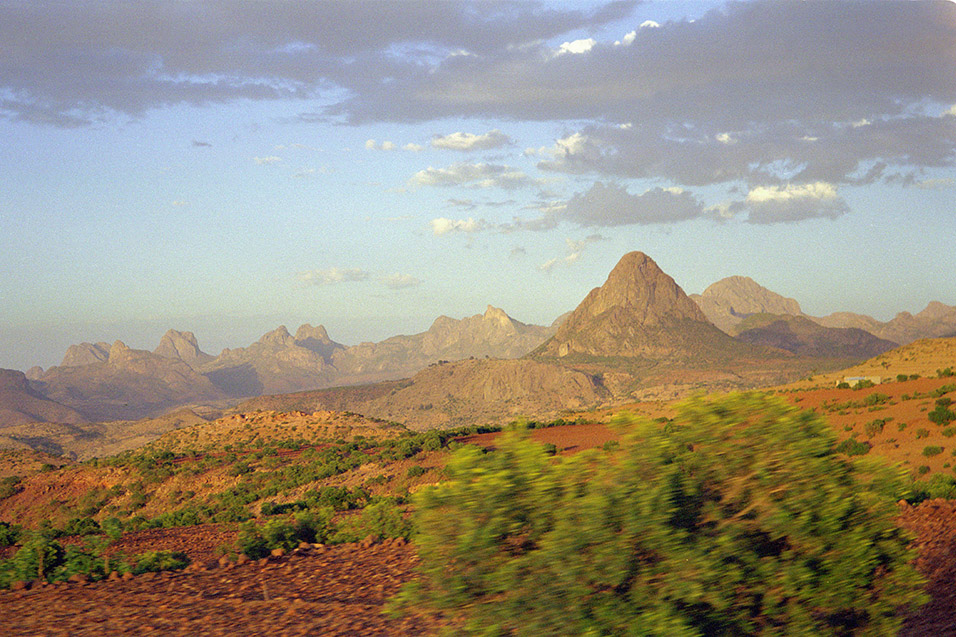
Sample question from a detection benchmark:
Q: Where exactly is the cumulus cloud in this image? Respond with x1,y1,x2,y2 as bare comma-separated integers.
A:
743,182,849,224
253,156,281,165
403,142,424,152
559,182,705,227
430,129,512,151
296,267,371,286
430,217,490,236
557,38,596,55
410,162,533,190
382,273,421,289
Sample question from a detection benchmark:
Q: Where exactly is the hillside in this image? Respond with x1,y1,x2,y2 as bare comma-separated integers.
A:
814,301,956,345
691,275,804,333
0,369,87,428
734,313,898,358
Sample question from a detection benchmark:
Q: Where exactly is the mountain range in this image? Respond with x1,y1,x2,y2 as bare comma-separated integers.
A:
2,252,954,448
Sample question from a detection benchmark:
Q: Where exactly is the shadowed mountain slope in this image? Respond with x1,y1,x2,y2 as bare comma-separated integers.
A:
691,275,803,334
733,314,898,359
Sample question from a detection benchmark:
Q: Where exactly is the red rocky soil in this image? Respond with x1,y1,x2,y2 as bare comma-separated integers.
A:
4,498,956,635
0,532,443,636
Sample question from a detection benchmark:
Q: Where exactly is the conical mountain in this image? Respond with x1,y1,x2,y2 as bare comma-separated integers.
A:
690,275,803,334
533,251,743,361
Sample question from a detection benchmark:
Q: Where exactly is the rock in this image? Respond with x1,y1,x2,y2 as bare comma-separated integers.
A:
360,534,379,549
68,573,89,584
270,548,286,558
218,556,233,569
121,571,134,581
108,571,121,581
236,553,250,565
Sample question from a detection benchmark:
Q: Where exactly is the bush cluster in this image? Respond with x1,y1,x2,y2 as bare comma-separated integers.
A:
397,393,926,635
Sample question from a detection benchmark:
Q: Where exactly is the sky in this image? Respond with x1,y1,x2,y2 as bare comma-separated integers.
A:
1,0,955,372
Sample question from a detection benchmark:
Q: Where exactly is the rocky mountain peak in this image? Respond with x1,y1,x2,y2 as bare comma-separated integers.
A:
108,340,133,363
534,251,731,359
294,324,331,343
483,305,514,328
154,329,211,367
257,325,295,348
60,342,111,367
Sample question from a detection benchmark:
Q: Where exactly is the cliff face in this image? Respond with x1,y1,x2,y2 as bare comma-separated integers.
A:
535,251,738,361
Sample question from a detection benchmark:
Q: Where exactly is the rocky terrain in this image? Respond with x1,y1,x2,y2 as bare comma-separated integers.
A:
815,301,956,345
0,369,87,428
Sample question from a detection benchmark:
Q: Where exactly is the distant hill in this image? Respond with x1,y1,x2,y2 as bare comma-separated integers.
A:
690,276,803,334
35,341,229,422
813,301,956,345
733,314,898,359
330,306,554,386
0,369,87,428
533,252,752,362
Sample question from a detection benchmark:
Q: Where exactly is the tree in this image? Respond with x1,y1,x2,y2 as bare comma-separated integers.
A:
399,393,926,635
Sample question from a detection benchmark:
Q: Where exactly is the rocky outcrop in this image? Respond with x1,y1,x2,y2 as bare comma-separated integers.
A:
331,306,554,385
60,342,111,367
153,330,213,368
534,251,740,361
691,276,803,334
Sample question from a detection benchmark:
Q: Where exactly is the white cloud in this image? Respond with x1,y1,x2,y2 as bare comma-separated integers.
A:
640,20,660,29
560,182,705,227
365,139,396,151
430,217,489,236
365,139,376,150
557,38,596,55
171,200,187,207
538,235,605,272
430,129,512,151
253,156,281,165
403,142,424,152
296,267,371,286
410,162,532,190
744,182,849,223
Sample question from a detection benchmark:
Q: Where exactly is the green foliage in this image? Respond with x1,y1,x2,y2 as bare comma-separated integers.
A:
863,419,886,438
836,382,851,389
0,475,21,500
0,521,21,547
334,498,411,543
835,438,871,456
908,473,956,502
897,374,909,383
61,517,101,537
922,446,944,458
132,550,189,575
916,428,931,439
406,465,428,478
929,398,956,426
937,367,954,378
237,508,334,559
862,392,889,406
400,393,926,635
854,379,876,390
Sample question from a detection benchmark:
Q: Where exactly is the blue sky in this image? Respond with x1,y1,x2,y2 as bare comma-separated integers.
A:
1,1,955,371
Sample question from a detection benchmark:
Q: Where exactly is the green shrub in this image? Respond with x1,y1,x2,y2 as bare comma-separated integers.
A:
929,398,956,426
0,521,20,547
916,428,931,439
854,379,876,390
863,392,889,406
897,374,909,382
835,437,871,456
923,446,944,458
237,508,334,558
398,393,925,635
864,419,886,438
836,381,851,389
938,368,954,378
406,465,427,478
132,550,189,574
334,499,411,543
0,476,21,500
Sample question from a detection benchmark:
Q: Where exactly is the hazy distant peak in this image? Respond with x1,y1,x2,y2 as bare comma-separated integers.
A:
294,324,331,343
60,342,110,367
258,325,295,347
694,275,802,334
483,305,513,327
154,329,211,368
